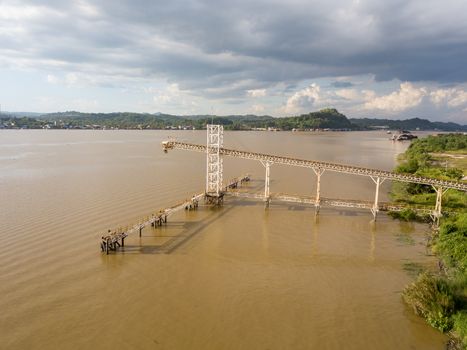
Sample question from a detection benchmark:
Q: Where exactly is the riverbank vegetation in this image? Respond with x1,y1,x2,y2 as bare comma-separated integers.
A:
391,134,466,216
390,134,467,348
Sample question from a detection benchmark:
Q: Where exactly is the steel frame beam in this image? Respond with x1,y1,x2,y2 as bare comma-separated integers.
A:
162,133,467,220
163,140,467,192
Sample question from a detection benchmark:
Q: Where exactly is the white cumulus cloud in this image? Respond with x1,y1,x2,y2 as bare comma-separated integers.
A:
335,88,360,100
152,83,194,108
284,83,321,114
252,104,265,113
247,89,266,97
74,0,100,18
65,73,79,86
46,74,59,84
0,4,41,20
430,88,467,108
363,82,427,112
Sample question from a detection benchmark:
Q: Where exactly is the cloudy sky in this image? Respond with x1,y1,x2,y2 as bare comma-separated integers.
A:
1,0,467,122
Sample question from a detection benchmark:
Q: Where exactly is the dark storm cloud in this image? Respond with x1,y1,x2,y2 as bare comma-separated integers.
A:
1,0,467,97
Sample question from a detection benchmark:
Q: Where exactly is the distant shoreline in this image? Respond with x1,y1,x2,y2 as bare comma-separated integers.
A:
2,108,466,132
1,128,464,134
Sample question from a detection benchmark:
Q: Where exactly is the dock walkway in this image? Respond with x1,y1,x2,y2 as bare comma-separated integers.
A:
100,175,250,254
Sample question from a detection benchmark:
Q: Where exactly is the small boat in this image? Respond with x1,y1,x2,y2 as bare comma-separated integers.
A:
391,131,418,141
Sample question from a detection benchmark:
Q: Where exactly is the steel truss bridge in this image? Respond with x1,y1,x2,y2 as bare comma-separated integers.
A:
163,125,467,225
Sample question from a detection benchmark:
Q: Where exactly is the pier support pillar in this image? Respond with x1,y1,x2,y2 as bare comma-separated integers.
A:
312,168,325,214
261,161,273,208
431,186,448,227
370,176,385,220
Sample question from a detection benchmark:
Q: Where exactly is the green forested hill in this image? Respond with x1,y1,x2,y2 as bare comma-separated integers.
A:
1,109,466,131
275,108,354,130
37,108,355,130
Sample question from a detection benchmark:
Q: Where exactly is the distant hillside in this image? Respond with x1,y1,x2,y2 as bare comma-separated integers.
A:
39,111,275,129
41,111,185,128
183,114,274,122
349,117,467,131
173,109,353,130
2,111,42,118
275,108,355,130
2,109,465,131
167,109,353,130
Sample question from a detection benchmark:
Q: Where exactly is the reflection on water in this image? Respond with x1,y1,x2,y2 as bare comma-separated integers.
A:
0,130,446,349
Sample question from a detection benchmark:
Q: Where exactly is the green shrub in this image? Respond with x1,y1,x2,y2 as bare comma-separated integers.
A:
388,209,429,223
388,209,416,221
453,312,467,349
403,273,455,332
434,214,467,274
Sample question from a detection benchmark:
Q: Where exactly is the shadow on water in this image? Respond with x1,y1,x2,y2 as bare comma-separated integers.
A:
119,203,238,255
117,196,386,256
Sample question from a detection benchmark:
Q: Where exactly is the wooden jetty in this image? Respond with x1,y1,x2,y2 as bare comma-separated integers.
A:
100,175,250,254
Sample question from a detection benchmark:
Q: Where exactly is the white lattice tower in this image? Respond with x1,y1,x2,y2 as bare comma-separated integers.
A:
206,125,224,195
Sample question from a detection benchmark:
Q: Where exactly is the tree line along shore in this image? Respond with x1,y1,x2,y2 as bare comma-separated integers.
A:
1,108,466,131
389,134,467,349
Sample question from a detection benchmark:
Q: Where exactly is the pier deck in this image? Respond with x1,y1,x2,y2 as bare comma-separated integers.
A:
100,175,250,254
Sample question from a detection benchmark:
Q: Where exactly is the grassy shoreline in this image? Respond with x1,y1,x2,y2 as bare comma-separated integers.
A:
389,134,467,349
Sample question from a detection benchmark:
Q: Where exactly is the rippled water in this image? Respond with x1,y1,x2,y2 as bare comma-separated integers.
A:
0,130,446,349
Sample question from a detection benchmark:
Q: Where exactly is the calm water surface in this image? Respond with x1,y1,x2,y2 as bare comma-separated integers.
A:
0,130,447,349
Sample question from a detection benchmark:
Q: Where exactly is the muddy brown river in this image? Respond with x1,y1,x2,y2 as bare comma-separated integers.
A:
0,130,447,349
